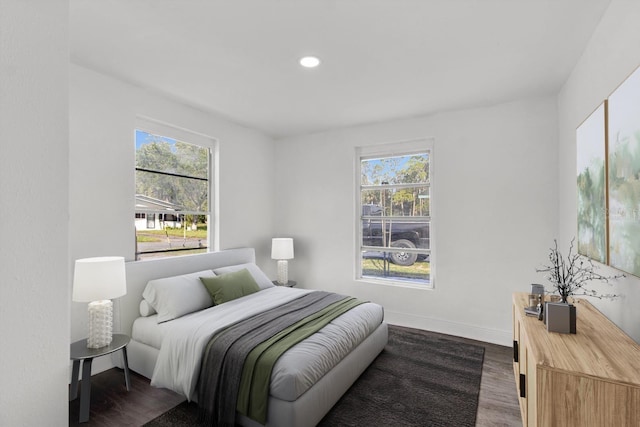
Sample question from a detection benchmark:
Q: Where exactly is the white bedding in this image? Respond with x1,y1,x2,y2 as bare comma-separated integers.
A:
132,314,167,349
147,286,384,402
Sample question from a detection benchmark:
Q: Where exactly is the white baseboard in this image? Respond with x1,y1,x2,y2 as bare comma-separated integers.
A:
91,355,118,376
384,309,512,347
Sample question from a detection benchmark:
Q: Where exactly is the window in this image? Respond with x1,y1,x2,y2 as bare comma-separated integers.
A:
146,213,156,229
135,121,213,260
357,140,433,286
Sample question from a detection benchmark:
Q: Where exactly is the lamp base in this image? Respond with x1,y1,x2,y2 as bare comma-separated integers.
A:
276,259,289,285
87,300,113,349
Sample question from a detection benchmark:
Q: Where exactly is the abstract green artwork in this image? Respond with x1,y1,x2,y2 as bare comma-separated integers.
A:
577,103,607,264
608,66,640,277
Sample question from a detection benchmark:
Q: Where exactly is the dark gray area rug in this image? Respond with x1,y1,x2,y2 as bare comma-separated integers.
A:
144,325,485,427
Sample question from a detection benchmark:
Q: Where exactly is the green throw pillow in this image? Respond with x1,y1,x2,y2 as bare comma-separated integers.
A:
200,268,261,305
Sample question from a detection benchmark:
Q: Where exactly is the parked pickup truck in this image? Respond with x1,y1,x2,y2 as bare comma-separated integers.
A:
362,204,429,266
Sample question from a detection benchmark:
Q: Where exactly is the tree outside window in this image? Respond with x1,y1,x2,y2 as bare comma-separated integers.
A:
135,129,211,260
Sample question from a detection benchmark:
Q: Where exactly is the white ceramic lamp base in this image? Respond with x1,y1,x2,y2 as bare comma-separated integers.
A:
277,259,289,285
87,299,114,348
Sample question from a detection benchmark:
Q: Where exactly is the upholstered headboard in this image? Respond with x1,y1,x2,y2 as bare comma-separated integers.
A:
115,248,256,336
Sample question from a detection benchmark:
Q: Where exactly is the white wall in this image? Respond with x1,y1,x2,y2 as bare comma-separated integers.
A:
558,0,640,341
0,1,69,425
69,65,276,371
275,96,558,345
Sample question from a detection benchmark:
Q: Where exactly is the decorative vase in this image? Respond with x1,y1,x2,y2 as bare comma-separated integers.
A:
545,302,576,334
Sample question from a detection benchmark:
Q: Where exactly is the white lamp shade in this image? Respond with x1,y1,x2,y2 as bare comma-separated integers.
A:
73,256,127,302
271,238,294,260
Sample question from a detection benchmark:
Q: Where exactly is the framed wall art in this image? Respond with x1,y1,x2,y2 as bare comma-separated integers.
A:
577,102,608,264
608,65,640,277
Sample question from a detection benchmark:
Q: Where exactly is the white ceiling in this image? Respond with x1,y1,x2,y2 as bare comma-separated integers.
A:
70,0,611,139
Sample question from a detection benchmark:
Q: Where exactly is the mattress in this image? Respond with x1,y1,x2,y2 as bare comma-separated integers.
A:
266,301,382,401
132,314,167,350
134,287,384,402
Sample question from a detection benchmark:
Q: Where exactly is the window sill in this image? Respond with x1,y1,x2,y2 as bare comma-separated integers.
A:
356,277,433,290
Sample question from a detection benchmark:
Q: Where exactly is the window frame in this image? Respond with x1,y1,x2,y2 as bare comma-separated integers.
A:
355,138,435,289
134,117,216,260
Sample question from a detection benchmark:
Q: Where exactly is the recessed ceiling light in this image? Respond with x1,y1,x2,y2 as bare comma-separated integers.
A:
299,56,320,68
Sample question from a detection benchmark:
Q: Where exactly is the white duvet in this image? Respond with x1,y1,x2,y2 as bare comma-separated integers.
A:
150,286,384,402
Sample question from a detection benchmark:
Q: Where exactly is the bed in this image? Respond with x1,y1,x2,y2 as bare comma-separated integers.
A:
115,248,388,427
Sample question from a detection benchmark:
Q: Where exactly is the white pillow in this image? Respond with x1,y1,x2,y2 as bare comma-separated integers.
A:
213,263,275,290
139,300,156,317
142,269,216,323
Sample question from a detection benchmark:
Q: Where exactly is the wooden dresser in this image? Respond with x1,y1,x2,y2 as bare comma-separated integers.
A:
512,292,640,426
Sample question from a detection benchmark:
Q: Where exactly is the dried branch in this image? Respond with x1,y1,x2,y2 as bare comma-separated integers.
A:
535,238,624,302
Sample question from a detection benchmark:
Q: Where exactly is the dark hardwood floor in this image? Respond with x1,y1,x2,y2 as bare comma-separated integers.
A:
69,338,522,426
475,341,522,426
68,369,184,427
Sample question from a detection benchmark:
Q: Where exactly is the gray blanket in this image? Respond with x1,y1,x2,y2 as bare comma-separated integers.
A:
197,291,348,427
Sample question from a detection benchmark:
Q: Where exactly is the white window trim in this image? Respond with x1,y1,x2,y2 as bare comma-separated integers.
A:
135,116,218,257
355,138,435,289
137,116,216,150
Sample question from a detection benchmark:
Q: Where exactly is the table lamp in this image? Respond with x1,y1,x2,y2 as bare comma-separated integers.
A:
73,256,127,349
271,238,294,285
